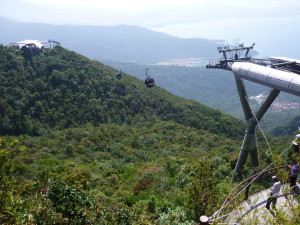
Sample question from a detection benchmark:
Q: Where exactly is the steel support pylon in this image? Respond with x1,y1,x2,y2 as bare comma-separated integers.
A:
234,76,280,173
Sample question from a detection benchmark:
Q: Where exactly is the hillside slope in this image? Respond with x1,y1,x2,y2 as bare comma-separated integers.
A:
0,45,244,138
270,115,300,136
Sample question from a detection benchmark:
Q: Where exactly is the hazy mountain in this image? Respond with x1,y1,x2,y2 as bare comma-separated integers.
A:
0,17,221,63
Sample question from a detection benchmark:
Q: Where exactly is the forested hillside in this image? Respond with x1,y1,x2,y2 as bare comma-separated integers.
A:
0,45,296,224
270,115,300,136
0,45,244,138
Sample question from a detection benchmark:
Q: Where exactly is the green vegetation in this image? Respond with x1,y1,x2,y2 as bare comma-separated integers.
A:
0,45,297,224
270,115,300,136
0,123,237,224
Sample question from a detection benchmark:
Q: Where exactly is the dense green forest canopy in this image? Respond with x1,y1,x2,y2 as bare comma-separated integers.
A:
270,115,300,136
1,122,293,224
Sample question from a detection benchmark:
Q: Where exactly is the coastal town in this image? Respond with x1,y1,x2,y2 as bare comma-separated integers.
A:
250,93,300,112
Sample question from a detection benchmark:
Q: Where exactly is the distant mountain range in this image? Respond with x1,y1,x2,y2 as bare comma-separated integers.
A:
0,17,221,63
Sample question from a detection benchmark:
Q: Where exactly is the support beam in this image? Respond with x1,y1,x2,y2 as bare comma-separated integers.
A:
235,77,252,120
235,115,258,173
234,76,280,173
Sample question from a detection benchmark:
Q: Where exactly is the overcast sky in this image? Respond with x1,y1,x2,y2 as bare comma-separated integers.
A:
1,0,300,57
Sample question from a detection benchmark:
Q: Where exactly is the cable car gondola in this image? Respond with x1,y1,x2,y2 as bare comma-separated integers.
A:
116,67,122,79
145,68,155,88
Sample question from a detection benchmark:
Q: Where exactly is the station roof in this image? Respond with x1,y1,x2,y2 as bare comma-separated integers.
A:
15,40,47,49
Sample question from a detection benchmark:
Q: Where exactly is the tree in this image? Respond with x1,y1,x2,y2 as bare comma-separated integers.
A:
186,159,218,220
0,138,26,224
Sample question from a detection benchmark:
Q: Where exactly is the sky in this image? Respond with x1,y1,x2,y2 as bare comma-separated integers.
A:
1,0,300,58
